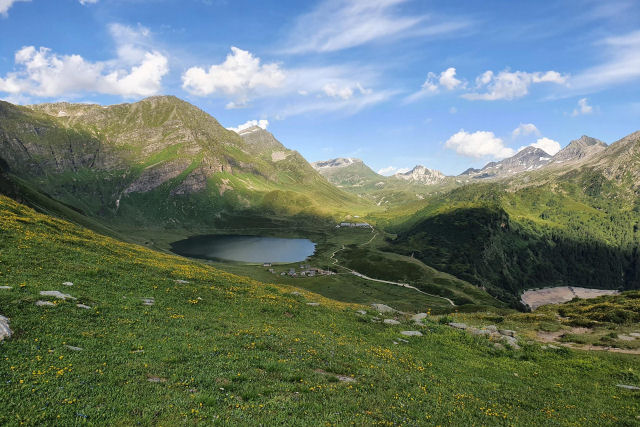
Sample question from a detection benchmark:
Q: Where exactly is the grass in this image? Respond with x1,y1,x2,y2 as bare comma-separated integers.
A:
1,194,639,425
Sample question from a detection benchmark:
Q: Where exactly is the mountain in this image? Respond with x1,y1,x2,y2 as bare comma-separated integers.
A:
313,158,454,206
386,130,640,307
393,165,446,185
550,135,607,165
460,146,552,180
0,96,366,230
311,157,382,188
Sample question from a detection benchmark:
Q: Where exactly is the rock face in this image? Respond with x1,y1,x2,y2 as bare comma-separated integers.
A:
461,146,552,180
0,315,11,341
312,158,361,169
551,135,607,164
394,165,446,185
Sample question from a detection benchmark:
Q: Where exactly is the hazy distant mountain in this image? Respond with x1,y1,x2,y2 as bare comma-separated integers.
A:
550,135,607,165
311,158,382,188
393,165,446,185
460,146,552,180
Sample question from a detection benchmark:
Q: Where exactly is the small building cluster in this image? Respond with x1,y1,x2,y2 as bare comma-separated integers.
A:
267,264,335,278
336,222,371,228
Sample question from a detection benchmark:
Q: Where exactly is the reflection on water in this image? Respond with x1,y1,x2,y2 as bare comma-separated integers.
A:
170,235,316,263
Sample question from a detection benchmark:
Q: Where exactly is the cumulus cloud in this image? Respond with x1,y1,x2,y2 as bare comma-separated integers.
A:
526,137,561,155
406,67,464,102
182,47,286,106
571,97,594,116
0,0,29,17
227,119,269,133
463,69,569,101
182,47,388,115
79,0,98,4
281,0,469,54
378,166,410,176
512,123,540,138
445,130,515,159
0,24,168,99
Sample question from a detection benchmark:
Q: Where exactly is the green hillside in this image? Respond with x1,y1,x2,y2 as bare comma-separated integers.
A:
0,97,371,232
385,132,640,307
0,195,638,424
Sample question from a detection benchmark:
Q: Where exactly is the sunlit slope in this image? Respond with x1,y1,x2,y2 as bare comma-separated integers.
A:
0,97,371,229
0,195,638,424
387,132,640,307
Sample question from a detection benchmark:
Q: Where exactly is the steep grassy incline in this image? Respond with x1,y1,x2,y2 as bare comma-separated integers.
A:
0,195,638,424
387,134,640,307
0,97,369,230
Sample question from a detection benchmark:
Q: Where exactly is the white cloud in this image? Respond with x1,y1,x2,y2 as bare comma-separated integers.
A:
281,0,468,54
463,69,569,101
406,67,464,102
79,0,98,4
571,30,640,91
439,67,463,90
378,166,410,176
0,24,168,99
182,46,286,105
0,0,29,17
571,97,594,116
182,47,389,115
512,123,540,138
227,119,269,133
449,106,457,114
445,130,515,159
527,137,561,155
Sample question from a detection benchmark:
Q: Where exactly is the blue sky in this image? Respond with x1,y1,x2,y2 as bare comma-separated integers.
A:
1,0,639,175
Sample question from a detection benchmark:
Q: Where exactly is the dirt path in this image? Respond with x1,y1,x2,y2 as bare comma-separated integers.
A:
329,241,456,307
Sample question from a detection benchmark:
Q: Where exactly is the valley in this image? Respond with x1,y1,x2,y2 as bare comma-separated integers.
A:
1,96,639,424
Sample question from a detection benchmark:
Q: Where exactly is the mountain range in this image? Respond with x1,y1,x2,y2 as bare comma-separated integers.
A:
2,95,639,307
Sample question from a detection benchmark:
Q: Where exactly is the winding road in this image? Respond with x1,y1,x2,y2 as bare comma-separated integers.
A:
329,234,456,307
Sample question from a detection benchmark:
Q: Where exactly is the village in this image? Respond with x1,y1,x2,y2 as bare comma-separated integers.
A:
263,263,336,278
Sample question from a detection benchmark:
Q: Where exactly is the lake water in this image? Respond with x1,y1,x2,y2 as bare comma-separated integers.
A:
170,235,316,264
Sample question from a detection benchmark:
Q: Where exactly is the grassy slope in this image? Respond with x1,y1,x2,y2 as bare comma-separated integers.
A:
0,195,639,425
385,174,640,307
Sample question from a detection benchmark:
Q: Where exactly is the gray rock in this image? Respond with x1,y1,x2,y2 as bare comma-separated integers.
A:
412,313,428,323
503,336,521,350
0,286,12,290
62,282,74,287
499,329,516,337
383,319,401,325
40,290,76,300
398,338,409,343
448,322,468,330
336,375,356,383
35,300,56,307
629,332,640,338
141,297,155,306
371,303,398,314
0,315,11,341
306,302,320,307
64,345,83,351
174,279,190,284
356,310,367,315
493,343,505,350
616,384,640,390
618,334,635,341
290,292,302,296
76,304,92,310
486,325,498,332
400,331,423,337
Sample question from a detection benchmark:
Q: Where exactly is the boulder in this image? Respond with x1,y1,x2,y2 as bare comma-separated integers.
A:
371,303,398,314
0,315,11,341
40,290,76,300
400,331,423,337
448,322,468,330
383,319,401,325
